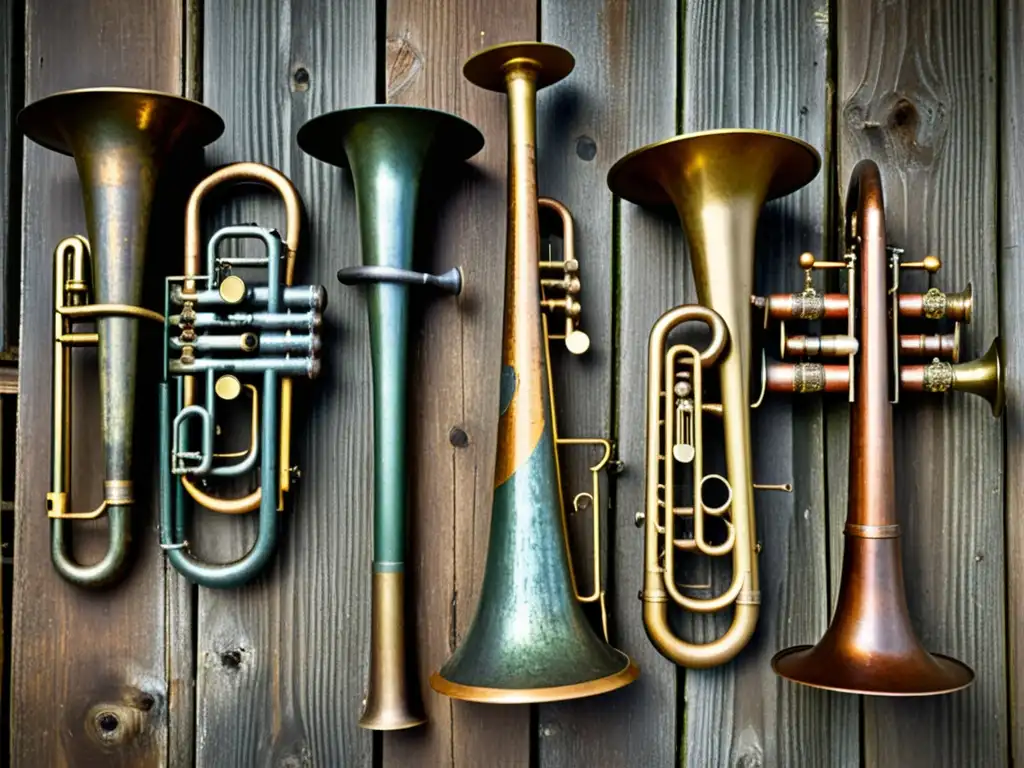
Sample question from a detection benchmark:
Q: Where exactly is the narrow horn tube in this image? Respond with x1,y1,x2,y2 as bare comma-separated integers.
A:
173,283,327,311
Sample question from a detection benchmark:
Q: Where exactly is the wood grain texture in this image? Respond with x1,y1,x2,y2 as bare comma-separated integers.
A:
10,0,183,766
838,1,1006,766
0,0,16,356
1001,1,1024,763
166,9,202,765
192,1,376,766
0,0,11,747
536,2,677,766
677,2,855,766
381,2,536,766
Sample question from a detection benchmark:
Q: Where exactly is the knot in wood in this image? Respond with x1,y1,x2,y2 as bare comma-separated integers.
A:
291,66,311,92
448,426,470,448
842,90,948,171
386,36,423,100
86,699,147,747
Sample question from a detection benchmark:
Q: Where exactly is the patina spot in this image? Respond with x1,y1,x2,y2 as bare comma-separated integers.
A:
499,366,517,416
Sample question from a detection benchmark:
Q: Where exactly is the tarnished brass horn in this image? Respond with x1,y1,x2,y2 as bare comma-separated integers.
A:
19,88,223,587
298,104,484,730
158,163,326,588
431,42,639,702
764,159,1003,695
607,129,820,667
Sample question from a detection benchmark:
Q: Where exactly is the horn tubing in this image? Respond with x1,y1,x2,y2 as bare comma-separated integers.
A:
23,89,224,588
173,284,326,311
340,110,435,731
159,369,279,586
161,208,301,581
49,135,159,586
172,310,321,331
49,237,130,585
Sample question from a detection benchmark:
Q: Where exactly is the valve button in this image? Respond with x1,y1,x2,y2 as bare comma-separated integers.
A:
215,374,242,401
219,274,247,304
565,329,590,355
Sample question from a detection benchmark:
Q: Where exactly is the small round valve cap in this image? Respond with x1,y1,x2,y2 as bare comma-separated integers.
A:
565,329,590,355
219,274,247,304
215,374,242,401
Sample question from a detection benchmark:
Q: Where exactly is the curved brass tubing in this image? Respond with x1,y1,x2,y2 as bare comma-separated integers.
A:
181,163,304,513
609,128,819,668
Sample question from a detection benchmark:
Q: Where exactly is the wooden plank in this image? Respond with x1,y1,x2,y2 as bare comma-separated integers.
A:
380,2,536,766
535,2,677,766
190,1,376,766
837,1,1006,766
166,6,202,766
1002,0,1024,762
674,2,855,766
0,0,11,732
0,0,18,358
10,0,184,766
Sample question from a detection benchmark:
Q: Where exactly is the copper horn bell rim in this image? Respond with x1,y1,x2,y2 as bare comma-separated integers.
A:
430,41,638,703
770,159,975,696
20,86,223,587
607,128,820,668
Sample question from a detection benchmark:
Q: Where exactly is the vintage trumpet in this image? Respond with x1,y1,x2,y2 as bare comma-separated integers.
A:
298,105,483,729
158,163,325,588
607,129,821,667
765,159,1003,695
19,88,223,587
431,42,639,703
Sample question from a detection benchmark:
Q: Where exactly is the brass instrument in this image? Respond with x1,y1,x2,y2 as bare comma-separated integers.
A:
765,159,1003,695
431,42,639,702
298,105,483,728
607,129,820,667
158,163,325,588
19,88,223,587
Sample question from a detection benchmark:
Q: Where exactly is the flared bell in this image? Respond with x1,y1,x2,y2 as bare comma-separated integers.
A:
607,129,820,391
607,128,820,210
297,104,484,176
772,535,974,695
430,435,638,703
951,337,1004,417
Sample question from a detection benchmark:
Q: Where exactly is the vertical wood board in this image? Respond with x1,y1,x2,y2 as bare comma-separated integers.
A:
192,1,376,766
537,1,679,765
837,1,1006,765
381,1,537,765
1000,0,1023,763
676,2,854,765
11,0,184,765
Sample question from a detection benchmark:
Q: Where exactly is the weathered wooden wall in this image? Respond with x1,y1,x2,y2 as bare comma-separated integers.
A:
2,0,1016,766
